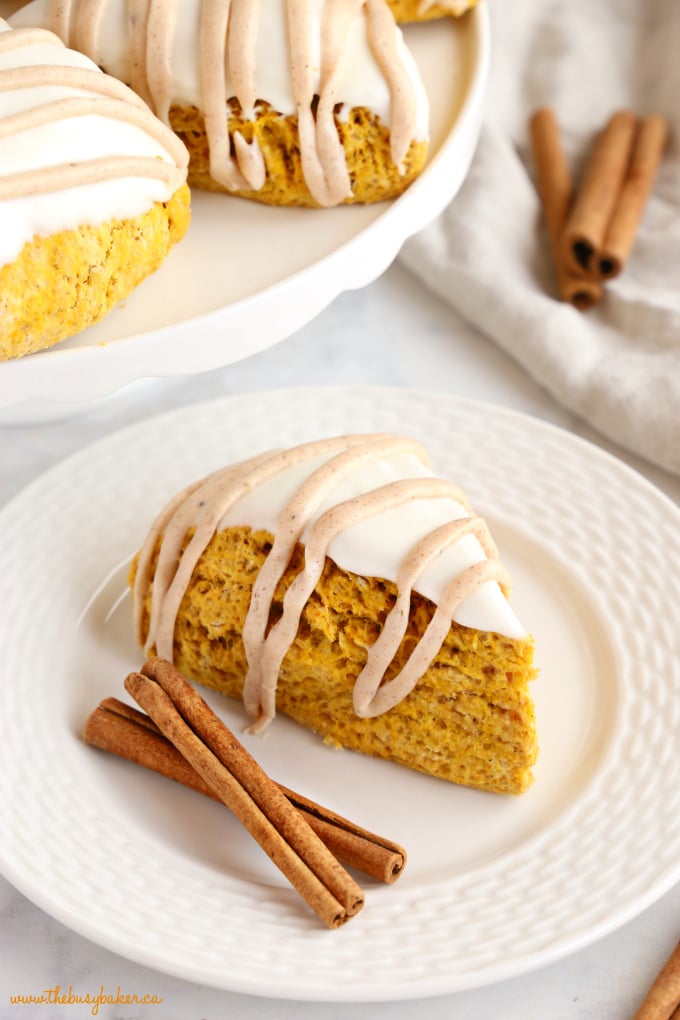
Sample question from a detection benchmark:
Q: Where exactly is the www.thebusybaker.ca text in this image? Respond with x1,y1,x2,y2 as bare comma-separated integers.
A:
9,984,163,1015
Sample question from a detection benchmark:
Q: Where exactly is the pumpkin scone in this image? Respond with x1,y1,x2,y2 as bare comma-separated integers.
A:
131,434,539,795
0,18,190,361
12,0,431,208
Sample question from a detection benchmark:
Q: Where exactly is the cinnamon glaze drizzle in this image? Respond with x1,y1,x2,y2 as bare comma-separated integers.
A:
133,435,512,730
35,0,421,206
0,23,188,202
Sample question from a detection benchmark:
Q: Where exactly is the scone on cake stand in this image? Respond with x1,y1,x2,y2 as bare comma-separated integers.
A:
0,0,489,422
0,17,190,361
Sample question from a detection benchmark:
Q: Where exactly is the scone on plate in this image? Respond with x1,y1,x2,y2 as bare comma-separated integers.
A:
11,0,430,208
0,18,190,361
131,434,539,795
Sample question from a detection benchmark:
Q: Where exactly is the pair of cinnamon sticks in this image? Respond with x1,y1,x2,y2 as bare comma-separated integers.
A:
83,657,406,929
530,108,668,310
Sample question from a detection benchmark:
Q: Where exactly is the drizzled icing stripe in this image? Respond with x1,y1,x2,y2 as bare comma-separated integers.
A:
133,434,519,733
71,0,105,63
289,0,353,205
199,0,265,191
23,0,425,207
243,477,506,730
351,518,508,717
240,435,426,709
144,0,175,124
137,434,397,656
0,24,188,203
364,0,416,171
0,94,183,198
127,0,153,107
45,0,73,39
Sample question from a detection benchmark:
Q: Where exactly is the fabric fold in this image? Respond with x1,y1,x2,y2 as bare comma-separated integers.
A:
399,0,680,476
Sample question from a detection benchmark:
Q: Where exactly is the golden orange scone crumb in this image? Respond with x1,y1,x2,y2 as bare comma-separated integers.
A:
170,104,428,207
134,525,538,795
387,0,479,21
0,183,191,361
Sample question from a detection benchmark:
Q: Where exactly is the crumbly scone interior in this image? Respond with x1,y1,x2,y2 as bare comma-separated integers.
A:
386,0,479,22
171,103,428,208
134,525,538,795
0,185,190,361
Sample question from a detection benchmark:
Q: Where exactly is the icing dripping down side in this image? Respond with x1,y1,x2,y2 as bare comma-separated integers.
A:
11,0,429,207
0,18,188,269
132,434,527,732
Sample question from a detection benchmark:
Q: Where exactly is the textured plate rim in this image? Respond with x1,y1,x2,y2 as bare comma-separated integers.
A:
1,385,679,1001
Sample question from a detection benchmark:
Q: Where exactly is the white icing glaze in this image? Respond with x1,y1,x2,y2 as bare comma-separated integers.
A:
11,0,429,207
133,435,527,732
216,446,525,639
0,18,188,270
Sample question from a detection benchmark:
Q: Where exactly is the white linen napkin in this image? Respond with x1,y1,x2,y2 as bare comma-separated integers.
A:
399,0,680,475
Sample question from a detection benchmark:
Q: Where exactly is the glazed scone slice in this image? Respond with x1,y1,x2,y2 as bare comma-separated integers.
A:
0,18,190,361
131,434,539,795
11,0,430,208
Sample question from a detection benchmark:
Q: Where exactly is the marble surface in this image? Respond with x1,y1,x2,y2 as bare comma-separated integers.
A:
1,261,679,1019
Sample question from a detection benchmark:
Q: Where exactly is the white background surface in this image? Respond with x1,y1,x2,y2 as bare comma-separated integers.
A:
1,260,679,1018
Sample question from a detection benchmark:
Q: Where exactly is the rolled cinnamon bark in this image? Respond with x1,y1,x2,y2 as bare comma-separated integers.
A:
632,937,680,1020
598,113,668,279
561,110,637,275
529,107,602,310
124,659,365,927
84,696,407,883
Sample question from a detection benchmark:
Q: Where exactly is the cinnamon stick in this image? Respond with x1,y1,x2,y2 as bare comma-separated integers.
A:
598,113,668,279
83,696,406,883
632,938,680,1020
562,109,638,275
124,658,365,928
529,107,603,310
275,784,405,884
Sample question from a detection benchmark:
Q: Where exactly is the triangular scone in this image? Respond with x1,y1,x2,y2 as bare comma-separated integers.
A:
0,19,189,361
12,0,430,208
131,434,539,794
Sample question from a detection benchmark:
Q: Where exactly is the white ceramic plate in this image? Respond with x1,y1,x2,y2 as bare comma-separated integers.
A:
2,386,679,1001
0,5,488,422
